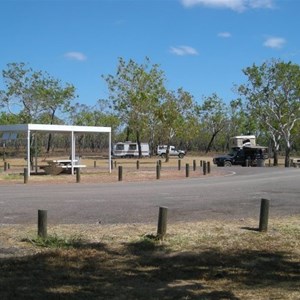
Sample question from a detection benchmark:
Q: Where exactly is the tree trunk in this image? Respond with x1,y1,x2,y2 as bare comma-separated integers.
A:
136,131,142,158
205,132,218,153
46,133,52,153
285,146,291,167
165,143,170,163
273,150,278,166
126,127,131,141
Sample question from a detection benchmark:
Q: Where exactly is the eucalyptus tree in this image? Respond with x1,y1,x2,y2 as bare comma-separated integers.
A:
69,102,120,151
238,59,300,166
0,62,77,152
198,93,228,153
102,57,166,157
156,88,197,161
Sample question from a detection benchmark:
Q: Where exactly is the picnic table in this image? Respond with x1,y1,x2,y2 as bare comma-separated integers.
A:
40,159,86,175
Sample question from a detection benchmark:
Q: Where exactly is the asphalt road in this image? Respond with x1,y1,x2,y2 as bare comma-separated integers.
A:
1,167,299,225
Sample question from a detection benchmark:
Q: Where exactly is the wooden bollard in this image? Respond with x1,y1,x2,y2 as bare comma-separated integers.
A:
203,161,207,175
24,168,28,184
269,159,271,167
118,166,123,181
156,164,160,179
207,161,211,174
158,160,162,169
111,160,114,170
4,161,7,171
136,160,140,170
157,206,168,240
186,163,189,177
114,160,117,168
193,160,196,171
259,198,270,232
94,160,97,168
38,210,47,238
200,160,203,167
76,168,81,183
7,163,10,170
178,159,181,171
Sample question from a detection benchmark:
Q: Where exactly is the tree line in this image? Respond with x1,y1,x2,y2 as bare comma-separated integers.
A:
1,58,300,166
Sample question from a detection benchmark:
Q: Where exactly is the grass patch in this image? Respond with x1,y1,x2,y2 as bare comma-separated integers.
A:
0,218,299,299
23,234,84,249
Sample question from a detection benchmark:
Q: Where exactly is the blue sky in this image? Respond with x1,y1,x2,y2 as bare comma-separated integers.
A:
1,0,300,107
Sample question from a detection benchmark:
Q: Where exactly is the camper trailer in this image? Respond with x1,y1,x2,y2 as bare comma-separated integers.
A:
112,142,150,158
230,135,256,148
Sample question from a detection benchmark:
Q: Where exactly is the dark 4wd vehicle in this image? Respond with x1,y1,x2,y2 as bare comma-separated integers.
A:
213,146,268,167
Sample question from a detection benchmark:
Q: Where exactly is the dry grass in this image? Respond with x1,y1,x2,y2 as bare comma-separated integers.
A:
0,217,299,299
0,156,223,185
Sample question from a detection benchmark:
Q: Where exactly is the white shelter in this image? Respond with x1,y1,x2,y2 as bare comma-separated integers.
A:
0,124,112,177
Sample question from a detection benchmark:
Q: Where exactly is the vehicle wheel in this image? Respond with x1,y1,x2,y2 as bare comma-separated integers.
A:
178,153,184,159
224,161,232,167
160,153,166,158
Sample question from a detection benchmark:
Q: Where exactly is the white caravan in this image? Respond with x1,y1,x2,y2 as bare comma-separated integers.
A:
113,142,150,158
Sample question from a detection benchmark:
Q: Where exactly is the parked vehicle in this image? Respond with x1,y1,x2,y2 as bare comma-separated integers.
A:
213,146,268,167
213,135,268,167
112,142,150,158
156,145,185,158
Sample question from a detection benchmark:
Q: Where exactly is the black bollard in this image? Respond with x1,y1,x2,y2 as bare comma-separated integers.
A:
76,168,81,183
186,163,189,177
118,166,123,181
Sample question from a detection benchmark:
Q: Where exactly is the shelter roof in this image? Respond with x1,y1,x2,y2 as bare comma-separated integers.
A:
0,124,111,134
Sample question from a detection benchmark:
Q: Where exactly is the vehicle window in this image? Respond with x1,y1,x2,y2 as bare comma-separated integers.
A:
228,149,238,156
116,144,124,150
129,144,136,150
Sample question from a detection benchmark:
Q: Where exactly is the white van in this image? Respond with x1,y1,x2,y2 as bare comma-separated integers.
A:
113,142,150,158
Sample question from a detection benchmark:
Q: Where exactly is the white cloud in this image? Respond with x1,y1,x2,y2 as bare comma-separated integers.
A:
181,0,274,12
170,46,199,56
218,31,232,38
64,52,87,61
263,37,286,49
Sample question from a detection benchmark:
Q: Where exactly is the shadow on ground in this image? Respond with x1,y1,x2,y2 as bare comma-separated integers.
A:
0,239,299,299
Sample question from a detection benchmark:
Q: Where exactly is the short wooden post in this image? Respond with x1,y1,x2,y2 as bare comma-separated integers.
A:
136,160,140,170
156,164,160,179
203,161,207,175
24,168,28,184
4,161,7,171
76,168,81,183
193,160,196,171
38,210,47,238
200,160,203,167
207,161,211,174
157,206,168,240
186,163,189,177
111,159,114,170
94,160,97,168
118,166,123,181
178,159,181,171
114,160,117,168
269,159,271,167
7,162,10,170
259,198,270,232
158,160,162,169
